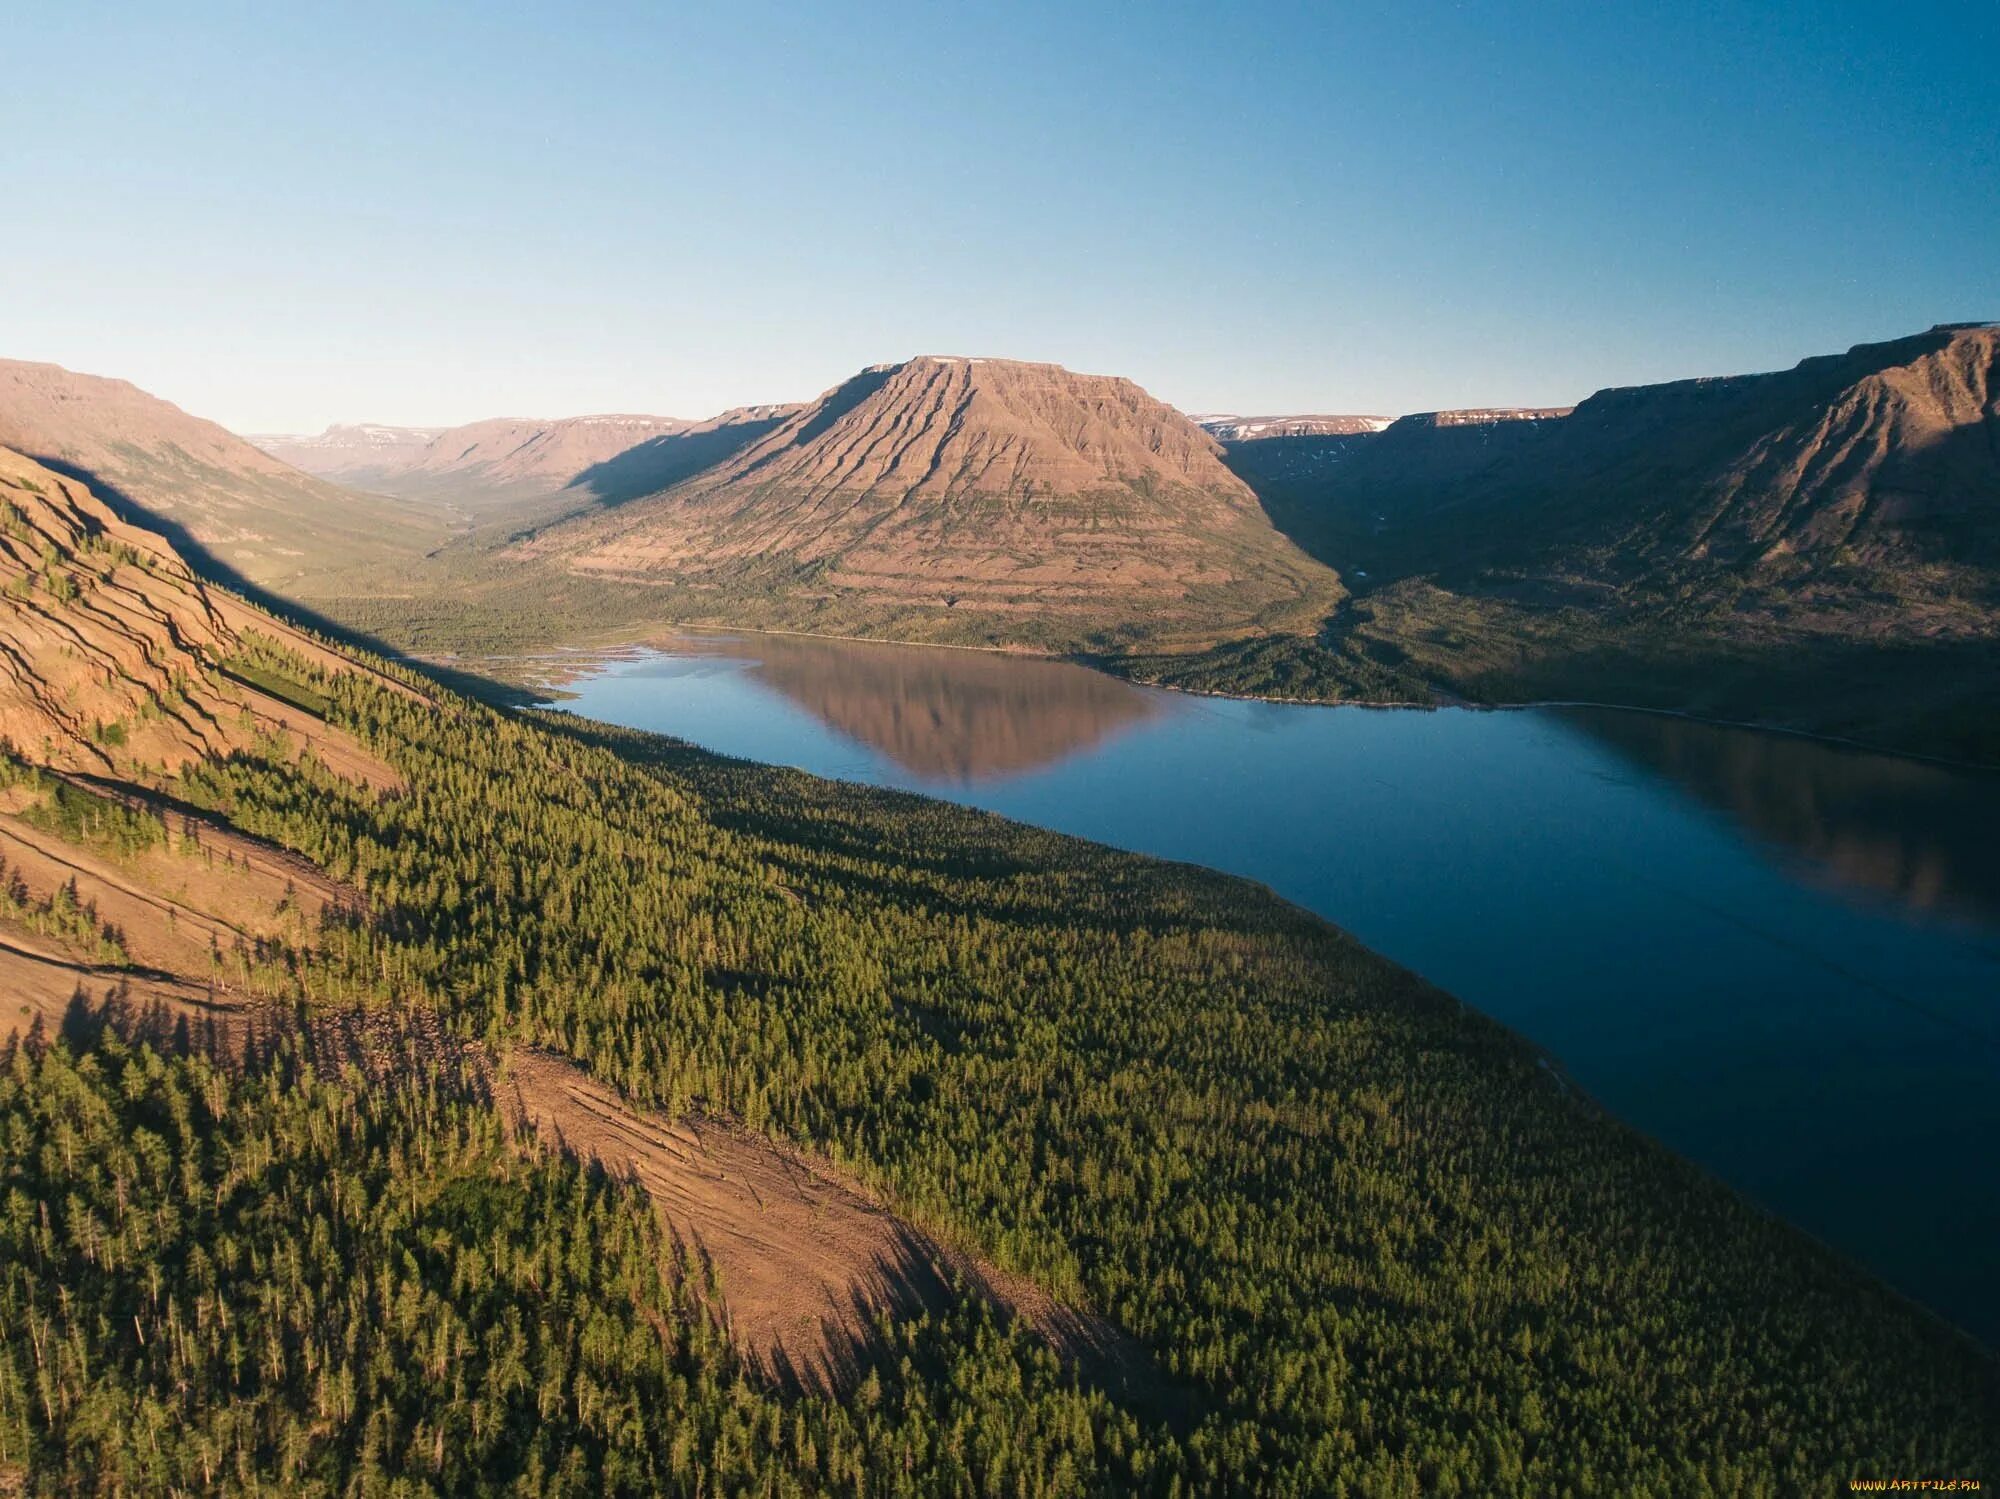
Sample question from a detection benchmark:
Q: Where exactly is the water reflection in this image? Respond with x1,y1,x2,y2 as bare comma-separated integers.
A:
662,632,1162,781
1561,708,2000,926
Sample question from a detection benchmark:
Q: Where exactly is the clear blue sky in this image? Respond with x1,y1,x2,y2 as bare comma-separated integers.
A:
4,1,1994,431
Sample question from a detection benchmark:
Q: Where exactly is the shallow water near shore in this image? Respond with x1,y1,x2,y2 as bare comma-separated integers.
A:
548,631,2000,1345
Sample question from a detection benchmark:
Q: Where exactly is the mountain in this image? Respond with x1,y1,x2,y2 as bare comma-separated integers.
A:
1194,413,1393,440
246,422,445,478
0,359,439,589
1216,407,1575,537
520,355,1344,652
252,412,692,504
1226,325,2000,757
353,413,693,499
1252,328,1996,595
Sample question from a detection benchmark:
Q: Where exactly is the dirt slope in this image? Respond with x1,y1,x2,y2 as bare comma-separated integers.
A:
523,356,1343,652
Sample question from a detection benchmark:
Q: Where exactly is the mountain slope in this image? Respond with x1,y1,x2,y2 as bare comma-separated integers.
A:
0,446,400,784
1223,326,2000,756
0,359,439,588
253,406,804,531
0,444,1120,1395
358,413,691,497
522,356,1344,652
1249,326,1997,599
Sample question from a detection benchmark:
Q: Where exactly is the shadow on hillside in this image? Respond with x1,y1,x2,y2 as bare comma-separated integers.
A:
568,412,793,508
21,454,539,707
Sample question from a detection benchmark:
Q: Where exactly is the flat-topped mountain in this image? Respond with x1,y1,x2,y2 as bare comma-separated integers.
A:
1195,413,1392,440
522,355,1343,651
1258,325,1998,591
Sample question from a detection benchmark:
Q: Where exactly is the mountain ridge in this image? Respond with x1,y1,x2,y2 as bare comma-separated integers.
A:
1211,323,2000,757
0,358,440,589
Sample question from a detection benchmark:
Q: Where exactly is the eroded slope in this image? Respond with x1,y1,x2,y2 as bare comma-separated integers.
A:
523,356,1344,651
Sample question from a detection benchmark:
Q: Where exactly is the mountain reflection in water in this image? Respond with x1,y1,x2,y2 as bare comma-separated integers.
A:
1561,708,2000,926
664,632,1162,781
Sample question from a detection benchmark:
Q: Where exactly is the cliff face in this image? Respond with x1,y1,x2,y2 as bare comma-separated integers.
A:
0,360,435,587
522,356,1342,651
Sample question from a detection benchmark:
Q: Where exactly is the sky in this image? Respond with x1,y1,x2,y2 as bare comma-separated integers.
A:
3,0,1995,431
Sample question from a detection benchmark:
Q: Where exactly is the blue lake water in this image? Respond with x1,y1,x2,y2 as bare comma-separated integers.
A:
549,631,2000,1346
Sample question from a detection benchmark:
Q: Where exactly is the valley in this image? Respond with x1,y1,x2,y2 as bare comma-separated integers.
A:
4,431,1994,1490
12,7,1996,1491
549,632,2000,1347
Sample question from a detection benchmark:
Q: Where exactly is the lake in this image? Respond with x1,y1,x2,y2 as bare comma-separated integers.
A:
547,631,2000,1346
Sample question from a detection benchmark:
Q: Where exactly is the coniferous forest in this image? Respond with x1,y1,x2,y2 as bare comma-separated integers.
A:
3,633,1994,1495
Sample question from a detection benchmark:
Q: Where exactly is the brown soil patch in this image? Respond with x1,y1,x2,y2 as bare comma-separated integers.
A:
0,800,352,980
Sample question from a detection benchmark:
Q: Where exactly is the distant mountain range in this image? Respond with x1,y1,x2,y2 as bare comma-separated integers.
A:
1193,414,1393,441
252,407,808,518
4,327,1994,754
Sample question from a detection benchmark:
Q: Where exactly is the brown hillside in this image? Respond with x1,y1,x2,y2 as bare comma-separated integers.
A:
525,356,1343,651
0,446,399,784
255,407,803,520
